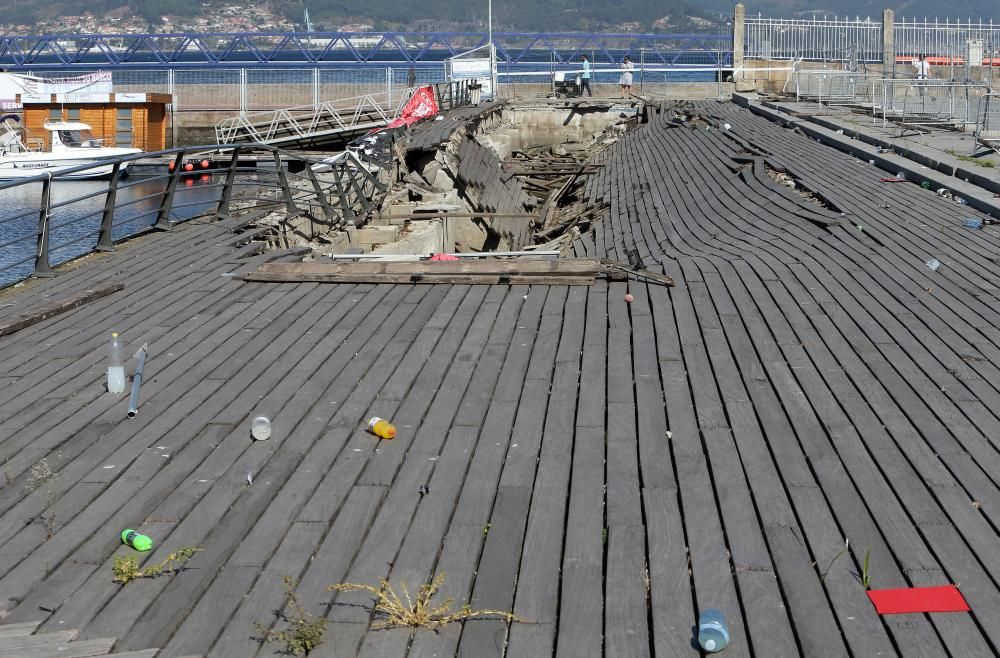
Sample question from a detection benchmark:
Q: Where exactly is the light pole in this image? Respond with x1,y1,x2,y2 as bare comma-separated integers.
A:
488,0,497,97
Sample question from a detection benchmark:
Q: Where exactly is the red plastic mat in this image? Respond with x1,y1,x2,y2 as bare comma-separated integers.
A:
867,585,970,615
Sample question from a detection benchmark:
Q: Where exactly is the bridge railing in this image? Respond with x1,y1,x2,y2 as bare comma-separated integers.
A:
0,30,731,69
0,143,388,290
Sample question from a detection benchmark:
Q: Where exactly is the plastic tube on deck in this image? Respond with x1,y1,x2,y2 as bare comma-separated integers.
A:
127,344,148,419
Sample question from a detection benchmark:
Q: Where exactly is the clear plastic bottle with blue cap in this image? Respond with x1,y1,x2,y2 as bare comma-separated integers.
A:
698,608,729,653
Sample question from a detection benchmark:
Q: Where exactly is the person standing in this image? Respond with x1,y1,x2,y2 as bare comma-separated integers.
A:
580,55,593,97
619,55,634,97
912,53,931,80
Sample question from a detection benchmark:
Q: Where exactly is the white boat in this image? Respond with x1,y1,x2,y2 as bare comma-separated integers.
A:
0,115,142,180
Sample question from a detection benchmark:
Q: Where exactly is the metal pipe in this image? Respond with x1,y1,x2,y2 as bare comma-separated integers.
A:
127,343,148,419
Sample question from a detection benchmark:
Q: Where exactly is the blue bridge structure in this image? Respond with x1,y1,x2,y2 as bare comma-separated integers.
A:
0,30,733,70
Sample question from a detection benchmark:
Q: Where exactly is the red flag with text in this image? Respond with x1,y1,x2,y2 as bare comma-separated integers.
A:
383,85,438,130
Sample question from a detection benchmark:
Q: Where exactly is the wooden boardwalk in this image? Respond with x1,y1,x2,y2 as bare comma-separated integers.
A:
0,100,998,657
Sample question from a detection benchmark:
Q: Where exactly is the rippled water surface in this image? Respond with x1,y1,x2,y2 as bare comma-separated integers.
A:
0,173,223,288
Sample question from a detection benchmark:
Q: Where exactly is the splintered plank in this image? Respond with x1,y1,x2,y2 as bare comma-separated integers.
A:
242,259,601,285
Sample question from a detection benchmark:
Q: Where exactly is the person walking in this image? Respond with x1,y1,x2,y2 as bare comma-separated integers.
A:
580,55,593,97
619,55,634,97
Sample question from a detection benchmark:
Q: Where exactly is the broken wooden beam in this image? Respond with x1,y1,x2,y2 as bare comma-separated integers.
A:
242,259,601,285
241,258,675,287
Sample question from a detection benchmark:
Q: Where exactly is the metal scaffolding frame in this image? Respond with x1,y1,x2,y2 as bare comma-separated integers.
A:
974,92,1000,153
785,68,882,106
874,80,989,132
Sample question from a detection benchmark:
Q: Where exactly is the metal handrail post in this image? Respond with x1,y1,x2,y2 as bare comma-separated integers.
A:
272,151,299,216
33,174,54,278
215,147,241,220
155,151,186,231
305,166,336,224
332,165,358,226
96,162,123,251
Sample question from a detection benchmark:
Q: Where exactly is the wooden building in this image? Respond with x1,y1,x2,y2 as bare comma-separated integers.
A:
16,93,172,151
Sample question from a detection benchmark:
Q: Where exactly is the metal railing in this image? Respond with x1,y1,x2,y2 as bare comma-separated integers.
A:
0,144,388,289
215,88,417,145
746,14,1000,71
745,15,883,62
429,80,477,111
214,80,474,146
894,18,1000,62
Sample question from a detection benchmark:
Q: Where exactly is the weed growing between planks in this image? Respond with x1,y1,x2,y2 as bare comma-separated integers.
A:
329,572,518,629
860,547,872,590
254,576,328,656
113,547,201,584
26,458,58,540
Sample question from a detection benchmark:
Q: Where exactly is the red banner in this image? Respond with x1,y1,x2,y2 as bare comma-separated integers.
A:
383,85,439,130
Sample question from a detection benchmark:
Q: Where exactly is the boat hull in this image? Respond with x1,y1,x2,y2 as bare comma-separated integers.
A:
0,152,139,180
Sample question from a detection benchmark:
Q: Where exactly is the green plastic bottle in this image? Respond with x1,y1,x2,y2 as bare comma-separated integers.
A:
122,529,153,552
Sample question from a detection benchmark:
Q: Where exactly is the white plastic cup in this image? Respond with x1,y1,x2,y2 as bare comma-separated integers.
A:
251,416,272,441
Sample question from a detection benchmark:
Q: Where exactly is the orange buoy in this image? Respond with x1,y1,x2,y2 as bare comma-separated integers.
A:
167,160,176,172
184,163,195,172
200,159,210,169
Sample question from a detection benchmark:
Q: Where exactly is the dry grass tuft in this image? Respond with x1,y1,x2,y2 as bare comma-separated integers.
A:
113,547,201,585
328,572,518,629
254,576,328,656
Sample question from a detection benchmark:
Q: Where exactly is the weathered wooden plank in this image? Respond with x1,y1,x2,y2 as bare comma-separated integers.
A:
0,285,124,338
0,636,115,658
0,620,42,638
456,486,530,655
605,525,651,658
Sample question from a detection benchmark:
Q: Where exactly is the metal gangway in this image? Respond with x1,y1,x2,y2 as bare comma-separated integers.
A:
215,89,415,147
215,80,478,148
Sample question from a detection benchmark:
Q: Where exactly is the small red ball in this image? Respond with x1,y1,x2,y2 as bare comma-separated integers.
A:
200,159,210,169
624,293,634,303
184,163,195,172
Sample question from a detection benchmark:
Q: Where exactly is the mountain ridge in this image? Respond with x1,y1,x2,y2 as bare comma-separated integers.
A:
4,0,1000,34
